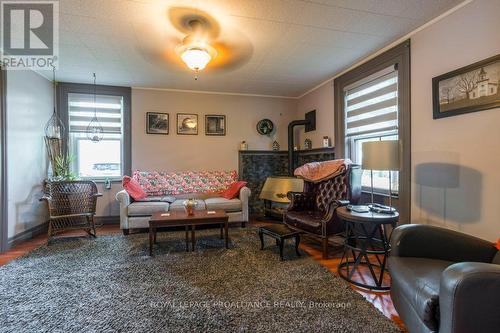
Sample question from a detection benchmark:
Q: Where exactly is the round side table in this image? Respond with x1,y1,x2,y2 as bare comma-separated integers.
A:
336,206,399,291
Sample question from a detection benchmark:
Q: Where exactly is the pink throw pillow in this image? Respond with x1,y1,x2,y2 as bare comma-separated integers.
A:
220,181,247,200
122,176,147,200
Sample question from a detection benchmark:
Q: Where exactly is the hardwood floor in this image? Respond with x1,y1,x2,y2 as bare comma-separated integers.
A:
0,222,405,331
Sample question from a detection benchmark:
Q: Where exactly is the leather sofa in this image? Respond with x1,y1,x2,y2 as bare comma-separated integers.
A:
116,170,251,234
389,224,500,333
284,164,362,258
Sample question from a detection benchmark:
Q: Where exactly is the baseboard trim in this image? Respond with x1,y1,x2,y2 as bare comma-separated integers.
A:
7,221,49,249
95,216,120,225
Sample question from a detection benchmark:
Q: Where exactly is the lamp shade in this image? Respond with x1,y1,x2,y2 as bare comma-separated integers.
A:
181,48,212,71
259,177,304,203
362,140,399,171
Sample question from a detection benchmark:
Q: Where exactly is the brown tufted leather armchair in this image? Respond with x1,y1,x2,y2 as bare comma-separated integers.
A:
284,165,362,258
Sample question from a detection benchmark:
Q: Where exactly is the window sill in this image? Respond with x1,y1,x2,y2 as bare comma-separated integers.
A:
361,189,399,199
78,178,122,184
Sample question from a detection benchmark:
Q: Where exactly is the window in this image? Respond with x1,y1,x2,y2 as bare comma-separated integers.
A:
344,66,399,194
334,40,410,222
68,93,124,179
58,83,131,181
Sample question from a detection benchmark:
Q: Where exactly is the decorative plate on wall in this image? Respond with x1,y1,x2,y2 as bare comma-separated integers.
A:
256,119,274,135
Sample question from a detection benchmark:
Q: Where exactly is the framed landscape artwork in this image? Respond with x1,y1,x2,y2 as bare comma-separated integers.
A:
433,54,500,119
177,113,198,135
146,112,169,135
205,115,226,136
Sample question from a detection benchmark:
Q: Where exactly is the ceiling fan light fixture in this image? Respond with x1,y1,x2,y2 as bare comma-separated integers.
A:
181,47,212,71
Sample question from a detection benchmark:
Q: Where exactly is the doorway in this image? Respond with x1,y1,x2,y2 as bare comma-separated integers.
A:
0,67,6,252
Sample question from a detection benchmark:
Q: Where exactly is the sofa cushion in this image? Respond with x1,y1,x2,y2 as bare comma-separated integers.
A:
135,196,176,203
284,211,323,234
169,199,206,212
220,181,247,199
205,197,242,212
389,256,454,331
128,201,169,216
132,170,238,196
122,176,147,200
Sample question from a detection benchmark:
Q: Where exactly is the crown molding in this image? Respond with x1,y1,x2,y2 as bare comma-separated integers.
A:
132,86,299,99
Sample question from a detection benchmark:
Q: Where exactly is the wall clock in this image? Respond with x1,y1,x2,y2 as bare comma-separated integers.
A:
256,119,274,135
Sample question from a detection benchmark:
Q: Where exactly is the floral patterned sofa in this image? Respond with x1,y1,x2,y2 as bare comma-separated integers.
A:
115,170,251,234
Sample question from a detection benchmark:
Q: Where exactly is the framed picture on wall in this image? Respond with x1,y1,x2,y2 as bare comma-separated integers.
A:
146,112,169,135
432,54,500,119
177,113,198,135
205,115,226,136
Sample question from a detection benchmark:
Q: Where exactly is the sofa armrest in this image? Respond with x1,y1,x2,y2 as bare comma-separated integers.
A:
287,192,315,211
239,186,251,222
391,224,497,263
439,262,500,333
115,190,131,230
116,190,131,206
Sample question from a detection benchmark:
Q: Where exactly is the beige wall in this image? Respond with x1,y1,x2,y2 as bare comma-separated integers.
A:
411,0,500,241
6,70,52,238
95,88,297,218
295,80,335,149
131,89,297,171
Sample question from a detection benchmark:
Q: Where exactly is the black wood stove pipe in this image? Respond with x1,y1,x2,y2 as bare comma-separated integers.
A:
288,119,310,176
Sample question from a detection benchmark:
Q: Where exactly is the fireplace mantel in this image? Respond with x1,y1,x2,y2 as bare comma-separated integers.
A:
238,147,335,214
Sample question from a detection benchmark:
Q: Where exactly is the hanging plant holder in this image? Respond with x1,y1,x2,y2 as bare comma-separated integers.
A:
44,67,66,179
44,110,65,176
44,109,64,139
86,72,104,143
86,116,104,142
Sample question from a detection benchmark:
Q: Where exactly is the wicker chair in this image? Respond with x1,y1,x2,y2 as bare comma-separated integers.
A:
41,181,102,244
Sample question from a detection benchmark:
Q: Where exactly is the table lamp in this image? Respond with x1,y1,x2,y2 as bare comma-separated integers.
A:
259,176,304,219
362,140,399,214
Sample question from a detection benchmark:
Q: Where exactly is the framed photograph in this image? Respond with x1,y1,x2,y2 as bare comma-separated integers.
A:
146,112,169,135
433,54,500,119
177,113,198,135
205,115,226,136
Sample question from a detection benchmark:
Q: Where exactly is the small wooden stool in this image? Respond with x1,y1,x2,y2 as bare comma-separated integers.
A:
258,224,301,260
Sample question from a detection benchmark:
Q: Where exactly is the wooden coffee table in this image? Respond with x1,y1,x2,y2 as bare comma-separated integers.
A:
148,209,229,256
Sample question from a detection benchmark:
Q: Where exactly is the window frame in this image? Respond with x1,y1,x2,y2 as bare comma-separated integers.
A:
348,131,399,195
334,40,410,224
57,82,131,182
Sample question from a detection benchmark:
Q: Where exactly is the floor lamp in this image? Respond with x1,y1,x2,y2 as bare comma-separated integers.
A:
362,140,399,214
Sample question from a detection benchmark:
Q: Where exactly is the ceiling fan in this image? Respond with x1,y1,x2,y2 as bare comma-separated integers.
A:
136,7,253,79
175,19,218,79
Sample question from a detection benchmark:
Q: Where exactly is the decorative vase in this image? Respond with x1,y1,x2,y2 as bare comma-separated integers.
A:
272,140,280,151
304,138,312,150
183,198,198,215
323,136,330,148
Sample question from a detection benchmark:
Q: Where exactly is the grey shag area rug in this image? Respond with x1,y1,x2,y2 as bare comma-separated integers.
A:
0,228,401,333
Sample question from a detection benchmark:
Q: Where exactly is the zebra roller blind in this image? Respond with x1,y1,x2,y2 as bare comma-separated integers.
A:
344,65,398,137
68,93,123,134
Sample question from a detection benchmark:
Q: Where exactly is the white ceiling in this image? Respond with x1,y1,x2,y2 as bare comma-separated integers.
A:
45,0,464,97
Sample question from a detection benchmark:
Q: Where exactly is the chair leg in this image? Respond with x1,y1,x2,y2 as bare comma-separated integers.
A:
90,216,97,237
47,220,53,245
86,216,96,238
322,237,329,259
